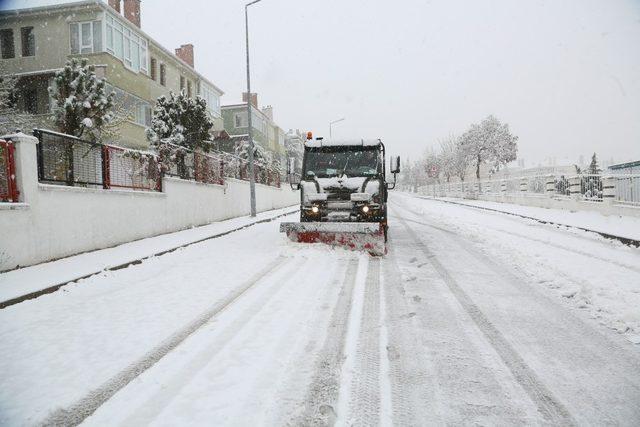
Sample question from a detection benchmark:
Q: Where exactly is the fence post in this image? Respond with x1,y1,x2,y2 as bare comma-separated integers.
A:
569,176,582,200
520,177,527,193
602,175,616,205
500,179,506,195
101,145,111,189
545,174,555,197
219,159,225,185
2,132,39,203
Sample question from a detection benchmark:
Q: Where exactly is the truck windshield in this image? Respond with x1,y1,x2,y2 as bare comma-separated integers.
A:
304,147,381,178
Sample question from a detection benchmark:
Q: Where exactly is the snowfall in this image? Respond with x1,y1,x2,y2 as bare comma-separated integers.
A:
0,192,639,426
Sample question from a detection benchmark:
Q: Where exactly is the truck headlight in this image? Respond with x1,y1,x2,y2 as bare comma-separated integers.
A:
362,205,370,213
311,206,319,213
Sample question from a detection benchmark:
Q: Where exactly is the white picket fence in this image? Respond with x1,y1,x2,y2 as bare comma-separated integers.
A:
421,174,640,206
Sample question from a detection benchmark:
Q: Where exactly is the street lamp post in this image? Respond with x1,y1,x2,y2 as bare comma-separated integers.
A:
245,0,263,217
329,117,345,139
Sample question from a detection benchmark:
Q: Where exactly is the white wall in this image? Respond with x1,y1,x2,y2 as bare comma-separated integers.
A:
0,134,300,270
418,186,640,218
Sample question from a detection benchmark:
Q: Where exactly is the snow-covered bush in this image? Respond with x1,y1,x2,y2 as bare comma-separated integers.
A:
48,58,115,141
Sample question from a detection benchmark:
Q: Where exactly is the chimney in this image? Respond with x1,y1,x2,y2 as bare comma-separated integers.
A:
123,0,141,28
242,92,258,108
108,0,121,13
175,44,194,68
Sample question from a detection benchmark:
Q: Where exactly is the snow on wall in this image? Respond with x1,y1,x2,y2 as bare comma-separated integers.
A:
0,135,299,270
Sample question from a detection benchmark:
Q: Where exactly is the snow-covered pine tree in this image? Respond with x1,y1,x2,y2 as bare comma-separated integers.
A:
146,91,213,152
48,58,115,140
588,152,601,175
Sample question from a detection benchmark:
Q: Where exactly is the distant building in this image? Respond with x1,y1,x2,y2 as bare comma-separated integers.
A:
0,0,224,148
221,93,285,161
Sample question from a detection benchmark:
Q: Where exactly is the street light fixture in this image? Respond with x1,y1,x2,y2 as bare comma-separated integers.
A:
245,0,263,217
329,117,345,139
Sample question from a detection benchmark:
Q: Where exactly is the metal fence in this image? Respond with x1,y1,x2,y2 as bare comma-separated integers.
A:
35,129,105,188
421,173,640,206
104,145,162,191
0,139,19,202
163,149,224,186
34,129,161,192
217,152,281,188
33,129,284,192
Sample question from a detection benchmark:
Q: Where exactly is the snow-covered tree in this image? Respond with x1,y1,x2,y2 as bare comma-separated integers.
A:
146,91,213,152
49,58,115,140
460,115,518,179
588,152,601,175
0,63,39,135
234,139,268,164
438,135,469,183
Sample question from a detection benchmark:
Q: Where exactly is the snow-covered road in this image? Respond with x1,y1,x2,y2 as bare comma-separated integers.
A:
1,193,639,426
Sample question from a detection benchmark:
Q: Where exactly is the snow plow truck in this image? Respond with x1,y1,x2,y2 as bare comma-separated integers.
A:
280,134,400,256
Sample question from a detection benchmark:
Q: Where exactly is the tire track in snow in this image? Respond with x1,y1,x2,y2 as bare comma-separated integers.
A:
336,255,369,426
292,258,359,426
115,255,311,426
381,239,442,425
40,255,290,427
347,258,381,426
396,213,577,426
396,195,640,273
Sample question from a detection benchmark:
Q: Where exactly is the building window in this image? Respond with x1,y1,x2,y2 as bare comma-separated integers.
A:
199,83,221,117
107,83,151,127
160,64,166,86
70,21,101,54
150,57,157,81
0,29,15,59
187,80,192,97
234,112,247,128
23,88,38,114
180,76,185,92
105,14,148,74
21,27,35,57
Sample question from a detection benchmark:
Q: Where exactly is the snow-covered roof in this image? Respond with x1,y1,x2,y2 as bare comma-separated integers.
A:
304,138,382,148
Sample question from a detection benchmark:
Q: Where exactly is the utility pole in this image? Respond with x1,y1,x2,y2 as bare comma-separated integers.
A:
329,117,345,139
245,0,263,217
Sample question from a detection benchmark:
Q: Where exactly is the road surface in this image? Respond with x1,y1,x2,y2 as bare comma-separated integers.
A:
1,193,639,426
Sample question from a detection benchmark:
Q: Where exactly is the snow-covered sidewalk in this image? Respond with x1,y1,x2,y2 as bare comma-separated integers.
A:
0,206,297,304
416,195,640,241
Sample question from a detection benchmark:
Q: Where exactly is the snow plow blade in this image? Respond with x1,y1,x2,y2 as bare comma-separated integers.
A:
280,222,386,256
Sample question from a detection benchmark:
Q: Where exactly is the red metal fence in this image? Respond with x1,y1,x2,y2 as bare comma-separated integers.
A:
33,129,282,192
103,145,162,191
0,139,19,202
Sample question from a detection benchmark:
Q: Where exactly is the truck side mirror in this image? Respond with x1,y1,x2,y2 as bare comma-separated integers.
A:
390,156,401,174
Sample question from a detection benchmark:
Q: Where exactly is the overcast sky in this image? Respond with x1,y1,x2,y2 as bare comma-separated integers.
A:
3,0,640,167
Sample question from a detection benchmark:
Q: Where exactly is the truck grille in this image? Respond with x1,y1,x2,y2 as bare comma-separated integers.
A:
325,188,356,201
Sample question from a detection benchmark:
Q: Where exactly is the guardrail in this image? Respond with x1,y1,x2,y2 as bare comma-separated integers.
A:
0,139,19,202
421,173,640,206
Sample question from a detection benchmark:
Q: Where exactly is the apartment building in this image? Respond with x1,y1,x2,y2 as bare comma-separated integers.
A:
0,0,223,149
221,93,285,161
